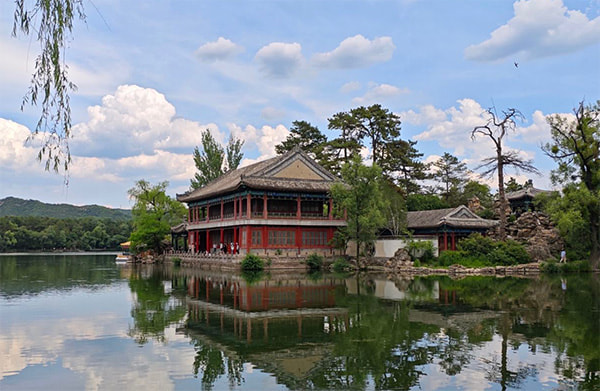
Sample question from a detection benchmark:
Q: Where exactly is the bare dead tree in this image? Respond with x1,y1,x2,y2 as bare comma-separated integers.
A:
472,107,540,240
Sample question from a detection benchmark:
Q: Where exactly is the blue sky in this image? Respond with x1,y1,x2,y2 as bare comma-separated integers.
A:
1,0,599,208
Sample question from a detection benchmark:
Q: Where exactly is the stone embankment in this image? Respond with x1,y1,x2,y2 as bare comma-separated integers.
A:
359,248,541,276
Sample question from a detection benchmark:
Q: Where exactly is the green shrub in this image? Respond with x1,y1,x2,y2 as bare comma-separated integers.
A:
437,250,471,267
413,260,421,267
171,257,181,267
456,233,531,266
457,234,495,257
241,253,264,271
305,253,323,270
407,240,435,263
332,257,351,272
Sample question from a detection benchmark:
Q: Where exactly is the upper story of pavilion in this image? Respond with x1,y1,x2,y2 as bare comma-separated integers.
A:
176,148,347,230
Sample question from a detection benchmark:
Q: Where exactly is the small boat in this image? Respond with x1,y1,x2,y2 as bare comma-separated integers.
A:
115,253,130,263
116,241,132,263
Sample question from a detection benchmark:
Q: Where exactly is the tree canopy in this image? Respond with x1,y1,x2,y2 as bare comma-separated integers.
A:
331,155,387,263
128,180,186,254
191,130,244,190
543,100,600,267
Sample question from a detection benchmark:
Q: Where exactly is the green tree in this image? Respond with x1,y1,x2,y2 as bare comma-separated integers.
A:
505,177,525,193
12,0,86,173
275,120,328,157
225,134,244,172
543,100,599,266
128,180,186,254
472,107,540,240
406,194,449,211
380,181,407,236
382,139,430,194
191,130,244,190
431,152,469,202
331,155,387,264
328,104,402,167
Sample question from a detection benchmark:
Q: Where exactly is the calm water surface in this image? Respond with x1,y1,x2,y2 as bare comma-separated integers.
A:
0,254,598,390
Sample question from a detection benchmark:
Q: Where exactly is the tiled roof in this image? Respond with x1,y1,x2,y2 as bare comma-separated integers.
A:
505,187,549,200
407,205,498,229
177,148,338,203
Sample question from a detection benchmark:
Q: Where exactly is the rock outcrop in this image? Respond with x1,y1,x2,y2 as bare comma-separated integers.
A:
490,211,563,262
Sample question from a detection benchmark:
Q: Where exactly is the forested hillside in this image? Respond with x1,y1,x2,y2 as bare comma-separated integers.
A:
0,216,132,252
0,197,131,220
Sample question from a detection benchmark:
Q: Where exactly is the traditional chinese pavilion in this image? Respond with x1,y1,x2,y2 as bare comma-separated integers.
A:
406,205,498,251
176,148,346,256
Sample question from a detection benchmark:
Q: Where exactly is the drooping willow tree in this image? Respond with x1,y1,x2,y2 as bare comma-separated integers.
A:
12,0,86,173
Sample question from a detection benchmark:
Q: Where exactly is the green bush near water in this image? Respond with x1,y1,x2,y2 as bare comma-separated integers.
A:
305,253,324,270
332,257,352,272
424,233,531,268
241,253,264,271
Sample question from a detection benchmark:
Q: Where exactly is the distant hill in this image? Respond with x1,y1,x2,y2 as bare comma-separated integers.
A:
0,197,131,220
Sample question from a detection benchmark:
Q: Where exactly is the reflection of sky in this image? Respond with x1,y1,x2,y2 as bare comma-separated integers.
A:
1,269,590,390
0,279,290,390
413,334,563,391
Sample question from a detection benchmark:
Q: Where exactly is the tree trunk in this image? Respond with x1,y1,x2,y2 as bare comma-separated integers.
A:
497,148,507,241
589,206,600,270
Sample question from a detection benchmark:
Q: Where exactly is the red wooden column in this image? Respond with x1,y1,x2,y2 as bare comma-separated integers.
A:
206,230,210,253
443,232,448,251
296,226,301,252
233,197,237,219
246,226,251,251
262,194,268,219
220,229,224,246
296,196,301,219
451,232,456,251
247,194,251,219
240,197,244,219
233,227,238,250
262,226,267,248
328,198,333,220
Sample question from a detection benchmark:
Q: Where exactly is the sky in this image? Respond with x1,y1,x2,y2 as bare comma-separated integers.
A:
1,0,599,209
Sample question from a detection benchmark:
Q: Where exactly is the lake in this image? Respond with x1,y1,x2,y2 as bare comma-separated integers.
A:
0,254,598,390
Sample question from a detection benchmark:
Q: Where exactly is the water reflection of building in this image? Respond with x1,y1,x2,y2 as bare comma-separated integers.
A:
183,272,348,343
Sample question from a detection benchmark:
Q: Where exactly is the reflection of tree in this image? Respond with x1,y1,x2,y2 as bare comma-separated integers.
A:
545,275,600,390
128,269,186,345
483,313,538,391
310,293,439,390
191,342,245,391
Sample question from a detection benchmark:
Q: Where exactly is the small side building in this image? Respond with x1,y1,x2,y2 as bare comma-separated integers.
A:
176,148,347,257
505,181,551,216
406,205,498,251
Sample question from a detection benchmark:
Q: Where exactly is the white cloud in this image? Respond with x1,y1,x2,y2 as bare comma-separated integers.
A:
228,122,289,160
254,42,304,78
0,119,42,173
71,85,224,159
340,81,361,93
411,98,489,156
465,0,600,61
352,83,409,105
312,35,395,69
195,37,244,62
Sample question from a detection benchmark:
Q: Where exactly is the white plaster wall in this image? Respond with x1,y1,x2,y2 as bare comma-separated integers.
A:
347,237,439,258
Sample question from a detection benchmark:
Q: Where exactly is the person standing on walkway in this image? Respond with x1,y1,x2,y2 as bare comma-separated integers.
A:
560,248,567,263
